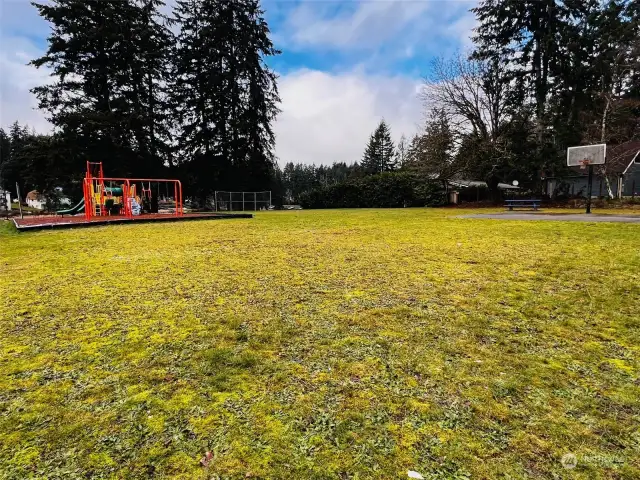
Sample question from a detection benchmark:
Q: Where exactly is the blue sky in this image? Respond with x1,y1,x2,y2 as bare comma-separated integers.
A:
0,0,478,165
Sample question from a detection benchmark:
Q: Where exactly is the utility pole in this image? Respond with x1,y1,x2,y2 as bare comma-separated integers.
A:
16,182,23,219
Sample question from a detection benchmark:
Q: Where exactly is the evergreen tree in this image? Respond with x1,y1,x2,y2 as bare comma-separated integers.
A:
237,0,281,191
172,0,280,196
0,122,30,197
472,0,567,148
0,128,10,188
0,120,78,203
405,134,424,171
361,120,396,175
30,0,173,177
125,0,175,173
626,0,640,98
404,109,470,184
280,161,362,203
471,0,640,182
172,0,223,162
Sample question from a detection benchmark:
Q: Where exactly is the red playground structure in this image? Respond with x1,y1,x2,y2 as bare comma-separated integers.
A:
81,162,183,220
13,161,252,231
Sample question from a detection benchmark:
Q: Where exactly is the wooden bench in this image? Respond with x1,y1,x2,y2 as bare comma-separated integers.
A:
504,199,541,211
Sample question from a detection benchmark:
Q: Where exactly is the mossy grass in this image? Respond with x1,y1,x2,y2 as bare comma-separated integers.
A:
1,209,639,478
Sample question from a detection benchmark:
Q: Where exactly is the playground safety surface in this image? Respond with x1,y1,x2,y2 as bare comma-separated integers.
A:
13,212,253,231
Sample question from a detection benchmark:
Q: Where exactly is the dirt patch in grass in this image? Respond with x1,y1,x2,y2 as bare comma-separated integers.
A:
1,209,639,478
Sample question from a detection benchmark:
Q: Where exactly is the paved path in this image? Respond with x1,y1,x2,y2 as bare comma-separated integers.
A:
461,213,640,223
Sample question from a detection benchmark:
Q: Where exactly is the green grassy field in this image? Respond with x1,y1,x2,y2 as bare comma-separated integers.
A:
1,209,639,479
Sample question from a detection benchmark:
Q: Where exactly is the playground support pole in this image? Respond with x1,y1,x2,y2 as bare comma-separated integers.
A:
123,180,130,218
254,192,257,211
174,183,178,216
229,192,232,212
269,191,272,209
83,179,88,220
214,191,217,212
243,192,245,211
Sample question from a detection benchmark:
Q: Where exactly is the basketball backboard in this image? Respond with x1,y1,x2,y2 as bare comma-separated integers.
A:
567,144,606,167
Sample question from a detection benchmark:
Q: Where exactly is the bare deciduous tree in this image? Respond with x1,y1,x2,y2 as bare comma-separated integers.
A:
419,54,525,195
421,54,512,144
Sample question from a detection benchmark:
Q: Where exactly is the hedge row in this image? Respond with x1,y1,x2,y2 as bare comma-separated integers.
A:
299,172,447,209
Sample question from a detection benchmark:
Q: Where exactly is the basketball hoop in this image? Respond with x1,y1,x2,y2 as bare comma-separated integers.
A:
567,144,605,167
567,144,605,215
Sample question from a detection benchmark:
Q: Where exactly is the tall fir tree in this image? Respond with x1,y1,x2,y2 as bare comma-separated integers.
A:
30,0,173,177
361,120,396,174
125,0,175,173
237,0,281,191
0,122,30,196
472,0,567,146
172,0,280,196
404,109,466,182
172,0,224,163
0,128,10,189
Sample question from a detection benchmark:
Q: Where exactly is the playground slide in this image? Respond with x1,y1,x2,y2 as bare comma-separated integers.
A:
57,198,85,216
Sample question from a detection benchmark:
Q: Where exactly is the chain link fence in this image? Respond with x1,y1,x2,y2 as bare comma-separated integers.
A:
214,191,272,211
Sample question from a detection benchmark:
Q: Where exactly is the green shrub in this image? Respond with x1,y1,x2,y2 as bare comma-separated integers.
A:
299,172,447,209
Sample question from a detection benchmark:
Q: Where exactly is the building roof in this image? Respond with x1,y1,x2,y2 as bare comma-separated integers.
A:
26,190,44,201
622,146,640,175
448,179,520,190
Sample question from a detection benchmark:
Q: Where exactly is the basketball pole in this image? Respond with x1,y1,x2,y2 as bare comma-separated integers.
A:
586,164,593,214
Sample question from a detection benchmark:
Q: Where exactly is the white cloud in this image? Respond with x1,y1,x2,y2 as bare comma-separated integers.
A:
284,1,431,50
0,35,52,133
278,0,477,53
274,68,423,166
448,10,478,51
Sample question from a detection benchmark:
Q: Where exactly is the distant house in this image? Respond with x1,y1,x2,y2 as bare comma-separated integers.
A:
0,188,11,211
26,190,46,210
542,142,640,198
25,188,72,210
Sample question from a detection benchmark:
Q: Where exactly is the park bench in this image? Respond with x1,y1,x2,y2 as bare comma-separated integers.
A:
504,199,541,211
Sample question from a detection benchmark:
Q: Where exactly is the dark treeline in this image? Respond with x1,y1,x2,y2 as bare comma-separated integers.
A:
0,122,71,206
0,0,279,204
298,172,447,209
277,120,403,204
278,162,363,204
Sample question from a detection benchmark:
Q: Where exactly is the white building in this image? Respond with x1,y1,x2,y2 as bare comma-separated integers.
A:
0,188,11,211
26,190,46,210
